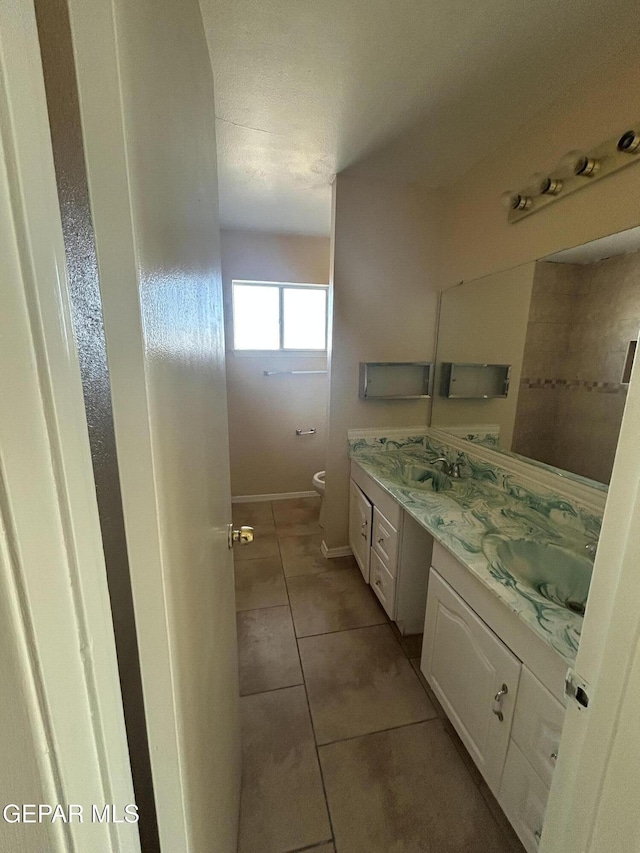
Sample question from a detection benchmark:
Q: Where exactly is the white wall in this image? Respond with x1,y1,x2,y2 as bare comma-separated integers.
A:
323,175,441,549
221,229,331,496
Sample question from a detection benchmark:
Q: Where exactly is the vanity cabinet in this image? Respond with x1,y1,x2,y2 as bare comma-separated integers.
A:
423,569,521,794
421,546,567,853
349,462,433,634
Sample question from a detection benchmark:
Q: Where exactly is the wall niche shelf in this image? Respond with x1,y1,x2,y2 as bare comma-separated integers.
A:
359,362,434,400
440,362,511,399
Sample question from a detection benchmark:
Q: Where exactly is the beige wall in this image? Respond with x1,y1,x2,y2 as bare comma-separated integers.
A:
221,229,331,496
432,264,535,449
323,175,441,549
440,58,640,286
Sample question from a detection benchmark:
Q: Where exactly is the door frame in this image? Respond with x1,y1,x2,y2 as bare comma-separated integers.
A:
0,2,138,851
541,282,640,846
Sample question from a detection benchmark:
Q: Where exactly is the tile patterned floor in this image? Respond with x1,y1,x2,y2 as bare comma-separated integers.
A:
233,496,524,853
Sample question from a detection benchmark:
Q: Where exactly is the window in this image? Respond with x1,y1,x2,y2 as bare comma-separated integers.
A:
232,281,328,352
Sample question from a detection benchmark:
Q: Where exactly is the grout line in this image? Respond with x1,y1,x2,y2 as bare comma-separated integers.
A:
239,682,305,699
235,602,291,614
287,842,334,853
280,527,337,849
294,619,388,641
315,716,442,750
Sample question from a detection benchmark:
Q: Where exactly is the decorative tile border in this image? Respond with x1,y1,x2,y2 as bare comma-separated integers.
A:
521,377,628,394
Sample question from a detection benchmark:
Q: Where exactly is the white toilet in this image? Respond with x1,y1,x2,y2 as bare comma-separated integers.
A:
312,470,326,528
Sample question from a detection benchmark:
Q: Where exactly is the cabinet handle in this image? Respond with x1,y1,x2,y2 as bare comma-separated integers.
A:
377,537,385,545
374,578,381,588
534,829,542,844
550,751,558,762
361,520,368,528
492,683,508,722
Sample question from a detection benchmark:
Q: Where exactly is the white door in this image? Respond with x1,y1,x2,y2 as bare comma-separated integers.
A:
349,480,372,582
67,1,240,850
422,569,522,794
0,3,138,851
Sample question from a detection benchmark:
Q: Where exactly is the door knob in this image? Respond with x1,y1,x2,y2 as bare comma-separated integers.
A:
228,524,254,549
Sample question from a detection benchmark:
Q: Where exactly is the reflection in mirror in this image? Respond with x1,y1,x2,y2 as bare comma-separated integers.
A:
432,226,640,487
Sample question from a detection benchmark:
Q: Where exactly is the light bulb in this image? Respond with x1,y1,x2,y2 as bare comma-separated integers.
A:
557,149,599,178
618,130,640,154
500,190,532,212
525,172,563,197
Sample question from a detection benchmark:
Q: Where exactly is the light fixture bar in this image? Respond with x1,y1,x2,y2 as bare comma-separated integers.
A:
506,121,640,224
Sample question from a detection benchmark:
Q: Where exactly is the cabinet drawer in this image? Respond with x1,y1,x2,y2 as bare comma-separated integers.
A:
372,508,399,576
350,461,401,527
511,667,565,789
370,549,396,618
349,480,372,584
499,741,549,853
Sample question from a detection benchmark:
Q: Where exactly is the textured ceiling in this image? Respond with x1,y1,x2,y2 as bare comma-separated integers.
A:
201,0,640,236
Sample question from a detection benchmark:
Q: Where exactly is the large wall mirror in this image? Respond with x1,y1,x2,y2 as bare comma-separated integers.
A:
431,225,640,487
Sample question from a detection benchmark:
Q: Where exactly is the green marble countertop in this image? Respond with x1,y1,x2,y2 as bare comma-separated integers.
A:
350,445,594,664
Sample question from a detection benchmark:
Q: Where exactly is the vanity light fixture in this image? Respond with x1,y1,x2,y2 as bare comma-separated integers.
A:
503,118,640,223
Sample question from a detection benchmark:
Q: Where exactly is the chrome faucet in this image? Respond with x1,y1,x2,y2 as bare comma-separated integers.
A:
432,456,463,478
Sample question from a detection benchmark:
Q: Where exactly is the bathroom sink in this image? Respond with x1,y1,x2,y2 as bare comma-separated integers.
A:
399,463,451,492
483,535,593,614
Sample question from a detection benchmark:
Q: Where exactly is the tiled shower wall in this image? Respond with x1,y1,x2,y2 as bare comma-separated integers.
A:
512,253,640,484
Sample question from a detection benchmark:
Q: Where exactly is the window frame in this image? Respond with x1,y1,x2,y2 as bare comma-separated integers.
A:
231,279,329,355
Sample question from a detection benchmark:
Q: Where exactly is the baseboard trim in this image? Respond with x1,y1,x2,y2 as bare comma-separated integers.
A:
232,490,318,504
321,541,353,559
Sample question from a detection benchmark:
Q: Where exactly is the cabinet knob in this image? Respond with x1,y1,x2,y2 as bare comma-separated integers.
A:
550,751,558,762
492,683,508,722
377,537,385,545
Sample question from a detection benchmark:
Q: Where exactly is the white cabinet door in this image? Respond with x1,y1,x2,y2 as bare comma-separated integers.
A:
422,569,522,794
349,479,372,583
499,741,549,853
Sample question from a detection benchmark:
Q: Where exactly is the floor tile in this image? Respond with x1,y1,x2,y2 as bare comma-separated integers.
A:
238,686,332,853
279,533,356,577
410,658,446,716
287,566,386,637
236,606,303,695
299,624,437,744
389,621,423,659
233,530,280,562
234,556,288,611
273,496,323,536
319,721,517,853
232,500,275,529
478,780,526,851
